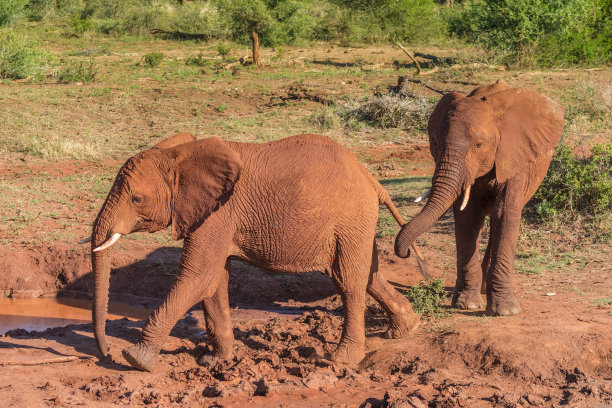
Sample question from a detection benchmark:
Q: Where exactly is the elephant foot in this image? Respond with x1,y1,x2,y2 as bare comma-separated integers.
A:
486,294,521,316
331,343,365,366
122,342,160,372
197,346,233,367
384,312,420,339
452,289,485,310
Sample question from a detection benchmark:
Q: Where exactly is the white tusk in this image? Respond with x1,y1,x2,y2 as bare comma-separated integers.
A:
78,237,92,244
414,188,431,203
459,184,472,211
93,233,122,252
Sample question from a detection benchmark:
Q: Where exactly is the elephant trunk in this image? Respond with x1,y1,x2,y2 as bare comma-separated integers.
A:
395,161,465,258
91,195,121,356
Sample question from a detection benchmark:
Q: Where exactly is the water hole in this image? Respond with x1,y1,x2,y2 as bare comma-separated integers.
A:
0,297,151,334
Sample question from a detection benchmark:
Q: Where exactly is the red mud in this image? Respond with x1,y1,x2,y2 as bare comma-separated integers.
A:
0,241,610,407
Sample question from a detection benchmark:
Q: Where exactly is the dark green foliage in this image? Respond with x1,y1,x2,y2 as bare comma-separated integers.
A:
531,143,612,221
0,0,27,26
143,52,164,68
448,0,612,66
0,28,50,79
57,59,97,83
405,278,449,319
185,53,208,66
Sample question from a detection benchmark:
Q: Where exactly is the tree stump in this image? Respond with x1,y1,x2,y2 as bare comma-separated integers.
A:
252,31,262,67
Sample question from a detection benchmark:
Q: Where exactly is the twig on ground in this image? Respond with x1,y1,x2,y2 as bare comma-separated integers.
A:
0,356,88,366
398,76,451,95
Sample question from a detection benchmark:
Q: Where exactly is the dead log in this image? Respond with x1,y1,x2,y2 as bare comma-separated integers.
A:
150,28,210,41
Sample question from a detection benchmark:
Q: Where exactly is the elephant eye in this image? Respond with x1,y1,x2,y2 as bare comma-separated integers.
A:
475,142,483,148
132,195,143,204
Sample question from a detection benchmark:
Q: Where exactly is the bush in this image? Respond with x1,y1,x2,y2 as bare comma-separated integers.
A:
143,52,164,68
405,278,449,319
530,143,612,221
448,0,612,66
0,29,51,80
57,59,97,83
185,53,208,66
0,0,27,26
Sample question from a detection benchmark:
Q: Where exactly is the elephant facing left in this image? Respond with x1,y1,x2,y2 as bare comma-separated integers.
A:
85,133,421,372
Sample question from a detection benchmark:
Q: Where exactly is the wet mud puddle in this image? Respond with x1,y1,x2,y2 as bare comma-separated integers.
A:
0,297,151,334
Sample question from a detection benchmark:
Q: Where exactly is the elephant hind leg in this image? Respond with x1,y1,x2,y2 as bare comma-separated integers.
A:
367,240,419,339
199,262,234,366
328,239,371,366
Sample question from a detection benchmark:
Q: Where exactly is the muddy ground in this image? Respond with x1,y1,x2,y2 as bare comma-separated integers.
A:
0,42,611,407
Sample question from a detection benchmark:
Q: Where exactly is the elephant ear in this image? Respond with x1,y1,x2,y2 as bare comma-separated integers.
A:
487,88,564,183
164,138,243,240
152,133,197,149
427,92,463,158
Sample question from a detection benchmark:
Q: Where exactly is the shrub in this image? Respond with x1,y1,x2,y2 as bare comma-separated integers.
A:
57,59,97,83
70,16,95,35
448,0,612,66
185,53,208,66
0,29,51,80
216,43,231,59
0,0,27,26
405,278,449,319
143,52,164,68
531,143,612,221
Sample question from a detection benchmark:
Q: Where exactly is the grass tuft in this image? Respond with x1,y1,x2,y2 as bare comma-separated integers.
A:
143,51,164,68
405,278,449,319
57,59,97,83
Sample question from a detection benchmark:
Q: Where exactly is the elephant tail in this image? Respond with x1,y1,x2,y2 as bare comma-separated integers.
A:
369,175,431,281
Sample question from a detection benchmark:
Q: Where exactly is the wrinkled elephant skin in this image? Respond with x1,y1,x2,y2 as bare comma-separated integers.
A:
395,80,564,316
90,133,420,371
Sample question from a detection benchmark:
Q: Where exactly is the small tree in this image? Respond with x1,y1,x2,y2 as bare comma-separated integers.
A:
216,0,276,67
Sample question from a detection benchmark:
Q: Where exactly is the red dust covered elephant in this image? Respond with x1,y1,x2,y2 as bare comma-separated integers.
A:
84,133,424,372
395,80,564,316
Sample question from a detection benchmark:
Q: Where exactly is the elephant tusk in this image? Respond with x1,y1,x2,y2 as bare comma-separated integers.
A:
93,233,122,252
78,236,92,244
414,188,431,203
459,184,472,211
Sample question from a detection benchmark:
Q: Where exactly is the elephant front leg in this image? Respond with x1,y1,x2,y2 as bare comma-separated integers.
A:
452,193,486,310
123,231,232,372
198,264,234,366
485,179,525,316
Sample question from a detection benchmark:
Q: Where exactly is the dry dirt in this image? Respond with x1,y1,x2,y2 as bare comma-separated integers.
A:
0,44,611,407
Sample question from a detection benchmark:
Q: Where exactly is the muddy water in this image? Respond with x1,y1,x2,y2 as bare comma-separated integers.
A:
0,297,151,333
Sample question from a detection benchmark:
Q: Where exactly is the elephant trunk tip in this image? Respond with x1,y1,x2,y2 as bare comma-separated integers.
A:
96,335,110,357
394,229,412,258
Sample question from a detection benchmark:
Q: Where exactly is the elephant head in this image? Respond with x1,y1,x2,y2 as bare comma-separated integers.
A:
88,133,243,356
395,80,564,258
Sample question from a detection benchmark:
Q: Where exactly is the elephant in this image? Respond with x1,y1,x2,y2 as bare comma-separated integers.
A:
85,133,423,372
395,80,564,316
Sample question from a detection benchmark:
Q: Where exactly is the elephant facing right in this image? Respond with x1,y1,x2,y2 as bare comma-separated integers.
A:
395,80,564,316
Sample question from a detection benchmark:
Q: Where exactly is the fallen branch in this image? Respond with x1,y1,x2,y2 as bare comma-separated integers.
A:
413,52,456,66
397,76,450,95
0,355,85,366
396,42,421,75
150,28,210,41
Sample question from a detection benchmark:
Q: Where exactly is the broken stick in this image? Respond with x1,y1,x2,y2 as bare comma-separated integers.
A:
396,42,421,75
